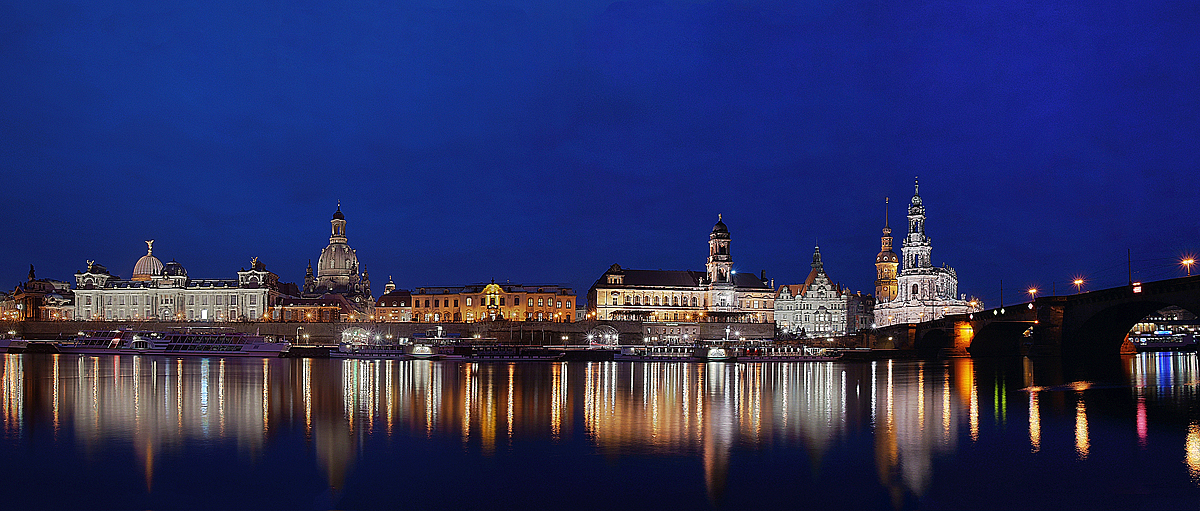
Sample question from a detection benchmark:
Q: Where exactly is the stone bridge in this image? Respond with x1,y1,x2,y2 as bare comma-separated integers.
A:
868,274,1200,357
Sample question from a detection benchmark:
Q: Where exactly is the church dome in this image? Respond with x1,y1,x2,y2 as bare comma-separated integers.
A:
712,215,728,234
876,250,898,263
162,260,187,277
332,205,345,220
131,240,163,281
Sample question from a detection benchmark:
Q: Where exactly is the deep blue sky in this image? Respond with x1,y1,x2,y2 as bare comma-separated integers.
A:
2,0,1197,306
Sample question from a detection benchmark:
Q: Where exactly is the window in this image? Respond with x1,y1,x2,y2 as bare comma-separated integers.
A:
107,296,113,305
566,301,571,309
249,310,257,320
86,296,92,305
454,299,459,307
250,295,257,305
466,297,472,306
189,296,194,305
424,300,430,308
202,296,209,305
230,295,237,305
912,284,919,296
500,297,505,306
216,296,222,305
538,298,544,307
557,301,562,308
434,299,439,308
528,298,534,307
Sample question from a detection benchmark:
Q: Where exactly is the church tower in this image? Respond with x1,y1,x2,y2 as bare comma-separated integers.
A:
875,198,899,302
707,215,733,285
901,178,933,270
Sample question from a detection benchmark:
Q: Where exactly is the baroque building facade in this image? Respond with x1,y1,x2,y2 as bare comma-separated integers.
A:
587,216,775,326
73,241,284,322
410,282,575,323
874,180,981,327
774,246,873,337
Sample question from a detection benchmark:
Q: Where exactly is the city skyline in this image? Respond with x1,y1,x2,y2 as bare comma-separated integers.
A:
3,1,1197,307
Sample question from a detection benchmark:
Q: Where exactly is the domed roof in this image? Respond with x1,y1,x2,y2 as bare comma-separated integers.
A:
131,240,163,281
162,260,187,277
712,214,728,234
876,250,898,264
332,203,344,220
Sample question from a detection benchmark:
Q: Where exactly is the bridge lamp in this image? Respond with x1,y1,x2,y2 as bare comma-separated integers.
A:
1073,278,1085,292
1183,258,1195,276
1027,288,1038,301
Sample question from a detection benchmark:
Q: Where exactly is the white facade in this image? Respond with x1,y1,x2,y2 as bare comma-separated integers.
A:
73,245,283,322
587,216,775,329
774,246,850,337
874,180,981,327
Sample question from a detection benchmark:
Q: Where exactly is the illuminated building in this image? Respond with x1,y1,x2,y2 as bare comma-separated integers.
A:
874,179,981,326
303,204,373,314
9,265,73,321
409,282,575,323
774,245,873,336
270,294,357,322
375,286,413,322
587,216,774,324
73,241,284,322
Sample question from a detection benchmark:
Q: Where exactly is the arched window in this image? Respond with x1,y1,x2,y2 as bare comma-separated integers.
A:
691,296,698,307
912,284,919,296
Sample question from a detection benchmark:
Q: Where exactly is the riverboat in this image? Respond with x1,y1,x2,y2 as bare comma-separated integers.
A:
729,344,841,362
437,344,565,362
614,345,704,362
0,339,28,353
332,341,411,359
1130,331,1197,352
56,329,290,357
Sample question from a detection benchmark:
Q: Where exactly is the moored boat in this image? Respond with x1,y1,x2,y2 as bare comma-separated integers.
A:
614,345,704,362
56,329,290,357
1130,331,1197,352
729,344,841,362
0,339,28,353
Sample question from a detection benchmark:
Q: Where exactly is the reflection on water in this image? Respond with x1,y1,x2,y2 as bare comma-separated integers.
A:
3,352,1200,508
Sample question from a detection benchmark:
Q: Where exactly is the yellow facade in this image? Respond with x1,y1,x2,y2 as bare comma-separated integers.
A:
411,283,575,323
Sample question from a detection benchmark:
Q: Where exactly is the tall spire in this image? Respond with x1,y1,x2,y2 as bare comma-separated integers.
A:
884,197,889,228
914,176,919,196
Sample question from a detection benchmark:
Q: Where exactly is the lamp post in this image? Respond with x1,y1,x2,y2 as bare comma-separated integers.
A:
1028,288,1037,304
1183,258,1195,277
1073,278,1084,293
296,326,303,344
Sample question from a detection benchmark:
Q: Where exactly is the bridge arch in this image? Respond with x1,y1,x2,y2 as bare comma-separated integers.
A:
967,321,1034,357
1066,300,1199,354
915,328,952,357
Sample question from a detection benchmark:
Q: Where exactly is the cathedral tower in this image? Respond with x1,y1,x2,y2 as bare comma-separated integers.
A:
901,178,932,270
875,198,899,302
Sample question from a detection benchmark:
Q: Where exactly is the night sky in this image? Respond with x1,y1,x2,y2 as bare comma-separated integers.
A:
2,1,1197,307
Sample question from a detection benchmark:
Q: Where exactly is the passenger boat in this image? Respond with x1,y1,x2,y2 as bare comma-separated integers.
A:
0,339,28,353
614,345,704,362
332,341,411,359
56,329,290,357
437,344,565,362
1130,331,1197,352
729,344,841,362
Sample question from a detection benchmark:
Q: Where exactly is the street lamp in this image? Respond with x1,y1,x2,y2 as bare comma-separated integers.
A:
1073,278,1085,293
1028,288,1037,302
1183,258,1195,277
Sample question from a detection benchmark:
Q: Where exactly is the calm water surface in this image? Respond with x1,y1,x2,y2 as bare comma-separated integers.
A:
2,353,1200,509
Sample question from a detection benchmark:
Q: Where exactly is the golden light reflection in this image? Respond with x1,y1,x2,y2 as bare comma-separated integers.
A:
1028,390,1040,453
1186,423,1200,484
1075,393,1089,460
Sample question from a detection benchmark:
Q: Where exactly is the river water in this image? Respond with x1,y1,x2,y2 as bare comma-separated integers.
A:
1,353,1199,509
